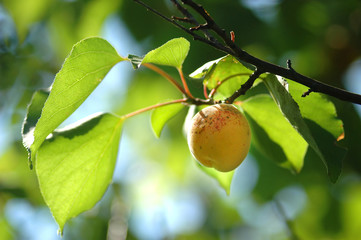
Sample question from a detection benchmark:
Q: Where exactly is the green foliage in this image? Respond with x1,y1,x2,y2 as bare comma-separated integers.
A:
287,80,346,182
2,0,361,239
23,37,124,166
151,102,185,138
242,94,308,172
36,113,123,234
191,55,254,99
142,37,190,68
20,36,346,233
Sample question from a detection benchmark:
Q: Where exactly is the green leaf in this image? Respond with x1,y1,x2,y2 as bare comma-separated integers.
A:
151,102,185,138
142,38,190,68
190,55,254,99
22,89,50,168
189,56,225,79
27,37,124,163
242,94,308,172
36,113,124,233
198,164,235,195
263,75,346,182
287,81,346,182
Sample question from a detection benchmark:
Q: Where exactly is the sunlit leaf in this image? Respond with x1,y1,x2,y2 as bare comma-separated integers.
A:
189,56,225,79
242,94,308,172
198,164,235,195
151,102,185,138
142,38,190,68
190,55,254,99
36,113,124,233
27,37,124,163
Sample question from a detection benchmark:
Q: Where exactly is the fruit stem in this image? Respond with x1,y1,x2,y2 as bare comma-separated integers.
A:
123,98,187,119
177,67,194,99
142,63,187,96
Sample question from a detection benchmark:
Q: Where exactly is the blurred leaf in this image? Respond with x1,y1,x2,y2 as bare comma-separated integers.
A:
76,0,123,39
2,0,53,41
142,38,190,68
0,217,13,240
151,102,185,138
26,37,124,164
242,94,308,172
36,113,123,234
198,164,235,195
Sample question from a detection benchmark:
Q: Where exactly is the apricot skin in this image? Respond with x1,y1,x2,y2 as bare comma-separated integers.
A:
187,104,251,172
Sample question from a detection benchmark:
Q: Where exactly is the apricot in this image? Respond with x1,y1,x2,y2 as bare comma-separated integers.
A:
187,104,251,172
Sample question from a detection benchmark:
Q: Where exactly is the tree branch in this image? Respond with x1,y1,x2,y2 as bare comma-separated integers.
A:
133,0,361,105
225,69,263,104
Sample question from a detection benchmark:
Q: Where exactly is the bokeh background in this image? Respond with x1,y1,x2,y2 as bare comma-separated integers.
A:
1,0,361,239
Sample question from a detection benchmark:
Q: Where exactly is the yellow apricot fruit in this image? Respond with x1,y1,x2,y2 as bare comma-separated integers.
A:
187,104,251,172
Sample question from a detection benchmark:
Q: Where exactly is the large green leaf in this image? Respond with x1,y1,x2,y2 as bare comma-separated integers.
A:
287,80,346,182
151,102,185,138
142,37,190,68
36,113,124,233
263,75,346,182
26,37,124,164
242,95,308,172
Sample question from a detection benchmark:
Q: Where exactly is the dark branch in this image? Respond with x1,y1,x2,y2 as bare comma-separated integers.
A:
225,69,263,104
170,0,219,43
134,0,361,105
302,89,313,97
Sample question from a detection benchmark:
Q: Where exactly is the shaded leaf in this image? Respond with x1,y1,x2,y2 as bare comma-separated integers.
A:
27,37,124,163
242,95,308,172
287,80,346,182
263,75,346,182
151,102,185,138
36,113,124,233
21,89,50,168
142,38,190,68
